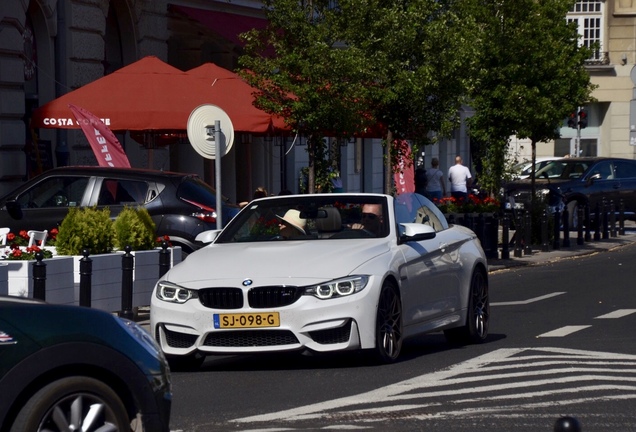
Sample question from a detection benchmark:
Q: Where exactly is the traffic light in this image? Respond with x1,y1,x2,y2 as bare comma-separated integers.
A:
567,112,577,129
578,109,588,129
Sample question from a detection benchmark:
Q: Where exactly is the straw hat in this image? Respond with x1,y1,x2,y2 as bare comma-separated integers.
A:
276,209,306,234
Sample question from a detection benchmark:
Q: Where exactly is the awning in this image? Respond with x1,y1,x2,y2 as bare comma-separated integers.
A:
170,5,268,47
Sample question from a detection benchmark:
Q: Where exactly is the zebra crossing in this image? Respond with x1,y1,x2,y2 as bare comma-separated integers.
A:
232,346,636,428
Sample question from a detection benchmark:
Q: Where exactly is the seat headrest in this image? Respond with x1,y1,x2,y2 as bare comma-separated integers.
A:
316,207,342,232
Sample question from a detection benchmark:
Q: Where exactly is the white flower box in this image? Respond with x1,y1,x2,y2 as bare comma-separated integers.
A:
4,257,75,304
119,246,182,308
0,263,8,296
73,253,123,312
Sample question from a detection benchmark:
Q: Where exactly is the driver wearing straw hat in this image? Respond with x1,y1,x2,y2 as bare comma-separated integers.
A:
276,209,307,239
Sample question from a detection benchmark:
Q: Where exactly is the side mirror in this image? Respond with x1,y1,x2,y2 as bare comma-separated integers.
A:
399,223,436,243
5,200,23,220
195,229,222,244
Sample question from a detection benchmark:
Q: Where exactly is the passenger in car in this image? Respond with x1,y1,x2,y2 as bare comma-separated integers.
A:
276,209,307,239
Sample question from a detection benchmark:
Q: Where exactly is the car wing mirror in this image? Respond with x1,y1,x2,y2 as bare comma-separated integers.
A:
5,200,23,220
588,173,601,184
195,229,222,244
399,223,436,243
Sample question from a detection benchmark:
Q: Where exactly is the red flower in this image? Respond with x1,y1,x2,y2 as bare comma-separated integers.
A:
7,233,15,241
19,230,29,239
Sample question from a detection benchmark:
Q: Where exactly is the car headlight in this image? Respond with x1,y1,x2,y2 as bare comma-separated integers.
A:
304,276,369,300
155,280,198,303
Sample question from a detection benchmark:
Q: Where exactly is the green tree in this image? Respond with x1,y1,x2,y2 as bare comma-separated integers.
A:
240,0,480,193
239,0,378,193
468,0,595,198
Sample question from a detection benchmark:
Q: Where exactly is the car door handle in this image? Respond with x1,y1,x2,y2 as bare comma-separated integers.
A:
439,242,448,252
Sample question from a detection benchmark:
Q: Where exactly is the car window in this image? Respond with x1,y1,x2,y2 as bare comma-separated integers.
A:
537,161,589,179
177,177,218,208
98,179,149,205
394,193,448,235
16,176,88,208
215,196,389,243
613,160,636,179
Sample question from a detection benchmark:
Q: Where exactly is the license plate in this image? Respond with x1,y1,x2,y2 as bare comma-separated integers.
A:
213,312,280,329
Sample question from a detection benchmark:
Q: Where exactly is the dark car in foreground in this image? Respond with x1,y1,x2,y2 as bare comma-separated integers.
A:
503,157,636,227
0,296,171,431
0,166,240,254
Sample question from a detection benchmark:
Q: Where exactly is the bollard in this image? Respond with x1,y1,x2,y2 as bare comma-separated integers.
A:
79,249,92,308
610,199,617,237
541,209,550,252
514,212,523,258
562,205,570,248
576,204,584,245
501,214,510,260
602,198,609,239
619,199,626,235
554,416,582,432
552,210,561,250
593,202,601,241
159,241,171,277
584,202,591,242
523,211,532,255
33,251,46,301
121,245,134,320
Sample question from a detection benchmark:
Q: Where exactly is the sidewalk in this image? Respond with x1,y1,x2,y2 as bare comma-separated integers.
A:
488,221,636,272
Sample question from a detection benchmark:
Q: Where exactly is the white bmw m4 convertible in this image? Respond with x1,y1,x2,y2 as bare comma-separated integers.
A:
150,192,489,368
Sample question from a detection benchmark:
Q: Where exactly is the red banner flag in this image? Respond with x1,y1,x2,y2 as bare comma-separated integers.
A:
68,104,131,168
393,140,415,195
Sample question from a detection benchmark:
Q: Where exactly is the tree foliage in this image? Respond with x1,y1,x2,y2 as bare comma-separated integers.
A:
239,0,479,192
468,0,596,195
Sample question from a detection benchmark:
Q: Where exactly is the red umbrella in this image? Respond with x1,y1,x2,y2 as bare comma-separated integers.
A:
31,56,289,135
31,56,195,132
186,63,289,134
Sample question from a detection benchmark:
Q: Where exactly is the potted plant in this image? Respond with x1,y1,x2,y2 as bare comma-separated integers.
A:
56,207,121,311
113,207,161,307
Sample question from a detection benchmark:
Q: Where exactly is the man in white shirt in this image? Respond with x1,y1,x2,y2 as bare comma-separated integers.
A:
448,156,472,201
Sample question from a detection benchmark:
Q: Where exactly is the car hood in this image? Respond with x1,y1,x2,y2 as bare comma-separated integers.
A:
505,178,573,190
164,239,391,287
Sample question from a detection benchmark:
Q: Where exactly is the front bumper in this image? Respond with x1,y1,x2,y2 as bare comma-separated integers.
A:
150,281,380,357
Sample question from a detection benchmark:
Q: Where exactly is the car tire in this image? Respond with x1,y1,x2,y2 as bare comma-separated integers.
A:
167,353,205,371
444,269,489,345
373,281,403,363
10,376,130,432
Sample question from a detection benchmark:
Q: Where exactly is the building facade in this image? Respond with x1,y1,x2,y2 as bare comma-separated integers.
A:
3,1,632,201
522,0,636,162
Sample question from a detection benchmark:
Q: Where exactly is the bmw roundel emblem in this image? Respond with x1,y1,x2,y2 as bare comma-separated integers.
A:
242,279,253,287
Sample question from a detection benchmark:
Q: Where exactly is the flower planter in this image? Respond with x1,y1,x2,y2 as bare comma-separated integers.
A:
0,263,8,296
73,253,123,312
4,257,75,304
119,246,182,308
445,212,500,259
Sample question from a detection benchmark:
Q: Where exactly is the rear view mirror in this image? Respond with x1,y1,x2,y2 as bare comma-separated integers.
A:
5,200,23,220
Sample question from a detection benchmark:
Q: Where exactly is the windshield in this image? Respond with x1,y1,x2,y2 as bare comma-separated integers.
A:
215,195,389,243
535,161,590,180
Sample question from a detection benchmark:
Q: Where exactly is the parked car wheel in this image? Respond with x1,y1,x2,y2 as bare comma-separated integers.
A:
374,281,403,363
567,200,582,230
445,269,489,345
10,376,130,432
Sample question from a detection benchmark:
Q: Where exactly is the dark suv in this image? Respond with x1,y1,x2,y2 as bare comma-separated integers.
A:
503,157,636,227
0,166,240,254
